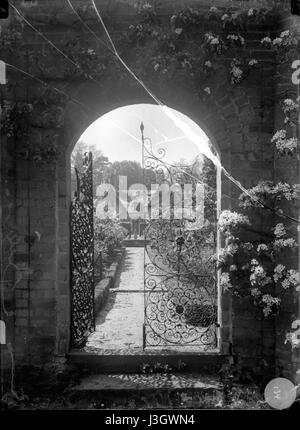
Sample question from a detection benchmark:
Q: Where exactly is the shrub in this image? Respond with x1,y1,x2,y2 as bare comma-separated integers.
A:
94,219,127,261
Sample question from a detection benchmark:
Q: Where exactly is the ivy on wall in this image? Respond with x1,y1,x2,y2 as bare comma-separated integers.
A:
0,4,275,163
0,85,66,163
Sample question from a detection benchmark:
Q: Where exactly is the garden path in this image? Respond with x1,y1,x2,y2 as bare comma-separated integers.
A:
85,245,217,355
85,247,145,353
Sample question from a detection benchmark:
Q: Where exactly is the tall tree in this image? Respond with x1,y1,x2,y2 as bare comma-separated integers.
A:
71,140,107,197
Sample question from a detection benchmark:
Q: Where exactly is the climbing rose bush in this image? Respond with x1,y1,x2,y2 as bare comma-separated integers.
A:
217,74,299,320
218,210,298,317
219,84,299,321
271,130,298,155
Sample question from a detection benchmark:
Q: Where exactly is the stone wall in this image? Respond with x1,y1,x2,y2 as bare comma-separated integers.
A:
0,0,298,381
273,12,300,383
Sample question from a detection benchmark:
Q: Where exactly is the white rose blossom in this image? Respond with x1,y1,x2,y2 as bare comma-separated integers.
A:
271,129,298,154
248,59,258,66
285,331,300,348
257,243,268,252
251,288,261,298
175,28,183,35
261,295,281,317
273,37,283,46
142,2,152,10
210,37,219,45
261,37,272,44
209,6,219,13
227,34,245,45
273,264,285,282
231,65,243,83
274,223,286,238
280,30,290,38
281,270,300,289
218,210,250,231
220,272,231,289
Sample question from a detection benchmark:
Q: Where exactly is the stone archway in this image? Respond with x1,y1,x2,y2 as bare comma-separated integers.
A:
0,0,298,394
1,0,283,370
55,85,242,360
68,103,223,356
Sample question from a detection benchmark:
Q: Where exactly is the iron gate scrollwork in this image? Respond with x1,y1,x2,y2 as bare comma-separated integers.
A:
141,125,218,350
70,151,95,348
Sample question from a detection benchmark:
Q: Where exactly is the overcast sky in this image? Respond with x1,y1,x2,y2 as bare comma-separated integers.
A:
78,104,210,165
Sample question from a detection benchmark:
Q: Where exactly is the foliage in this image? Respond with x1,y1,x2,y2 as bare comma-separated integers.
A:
1,3,294,166
71,144,158,198
211,18,300,357
104,160,157,189
0,4,268,100
94,218,127,262
141,362,173,374
171,157,218,223
218,95,299,321
218,212,298,317
239,181,298,209
270,97,299,156
0,99,63,164
122,4,266,98
260,29,300,61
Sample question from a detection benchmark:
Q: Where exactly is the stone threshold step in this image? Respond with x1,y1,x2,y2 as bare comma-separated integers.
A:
68,350,227,374
69,373,223,396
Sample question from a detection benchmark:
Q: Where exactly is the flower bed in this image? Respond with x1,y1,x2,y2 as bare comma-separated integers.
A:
94,248,125,315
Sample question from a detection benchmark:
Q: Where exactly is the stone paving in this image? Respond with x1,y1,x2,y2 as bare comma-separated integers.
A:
85,248,145,352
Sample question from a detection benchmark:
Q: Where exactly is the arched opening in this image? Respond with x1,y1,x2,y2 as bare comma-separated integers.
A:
69,103,221,355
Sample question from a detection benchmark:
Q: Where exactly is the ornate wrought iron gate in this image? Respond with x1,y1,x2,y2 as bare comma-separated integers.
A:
141,124,218,350
70,152,95,348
